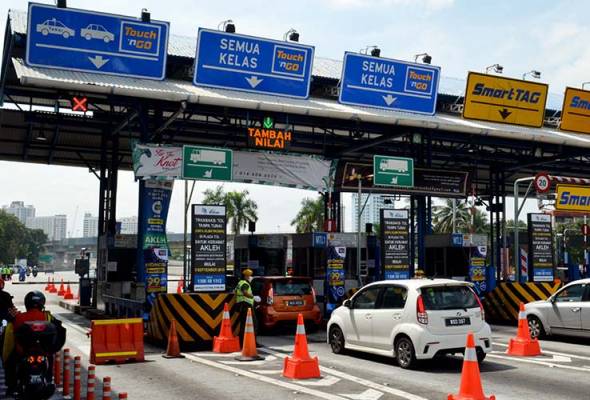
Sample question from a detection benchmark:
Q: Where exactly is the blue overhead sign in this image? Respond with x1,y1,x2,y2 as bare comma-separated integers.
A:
194,29,314,98
26,3,169,80
339,52,440,115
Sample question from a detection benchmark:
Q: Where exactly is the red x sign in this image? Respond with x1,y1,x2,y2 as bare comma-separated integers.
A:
72,96,88,112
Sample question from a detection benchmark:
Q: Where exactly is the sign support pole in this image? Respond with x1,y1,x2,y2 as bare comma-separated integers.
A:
183,180,188,291
513,176,534,282
357,176,362,287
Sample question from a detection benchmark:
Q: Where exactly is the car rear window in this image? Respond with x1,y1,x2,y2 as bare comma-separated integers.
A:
420,286,478,310
273,280,312,296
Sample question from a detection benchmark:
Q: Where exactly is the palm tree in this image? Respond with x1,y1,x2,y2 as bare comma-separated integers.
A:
226,190,258,234
291,197,324,233
432,199,470,233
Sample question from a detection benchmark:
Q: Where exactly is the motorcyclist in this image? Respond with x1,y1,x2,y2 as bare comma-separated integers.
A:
2,291,65,396
0,278,18,323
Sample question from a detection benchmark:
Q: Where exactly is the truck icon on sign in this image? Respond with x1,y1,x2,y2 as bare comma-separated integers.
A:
380,159,408,173
190,149,226,165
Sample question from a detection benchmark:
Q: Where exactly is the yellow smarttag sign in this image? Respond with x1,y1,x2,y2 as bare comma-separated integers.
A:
555,184,590,211
463,72,548,128
560,87,590,134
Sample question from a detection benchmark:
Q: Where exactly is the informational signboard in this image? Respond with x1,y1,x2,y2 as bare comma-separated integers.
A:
469,246,487,295
373,155,414,187
194,28,314,98
339,52,440,114
380,209,410,280
463,72,548,128
183,146,233,181
26,3,169,79
527,213,554,282
340,163,468,197
560,87,590,134
132,144,182,179
326,246,346,315
191,205,227,292
555,184,590,212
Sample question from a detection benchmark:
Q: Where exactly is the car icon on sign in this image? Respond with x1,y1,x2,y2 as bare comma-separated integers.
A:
36,18,75,38
80,24,115,43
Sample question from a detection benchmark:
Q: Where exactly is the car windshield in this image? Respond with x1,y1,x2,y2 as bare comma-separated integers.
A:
420,285,478,310
56,21,66,28
273,280,312,296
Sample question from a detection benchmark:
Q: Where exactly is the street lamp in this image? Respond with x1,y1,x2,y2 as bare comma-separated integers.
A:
283,28,299,42
218,20,235,33
361,46,381,57
414,53,432,64
485,64,503,74
522,70,541,80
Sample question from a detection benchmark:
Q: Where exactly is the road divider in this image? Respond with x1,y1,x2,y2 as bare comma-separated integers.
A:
90,318,144,365
483,282,561,323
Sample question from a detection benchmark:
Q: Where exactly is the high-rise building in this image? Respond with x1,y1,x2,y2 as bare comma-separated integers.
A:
26,214,67,241
2,201,35,224
352,194,393,232
83,213,98,238
119,216,138,234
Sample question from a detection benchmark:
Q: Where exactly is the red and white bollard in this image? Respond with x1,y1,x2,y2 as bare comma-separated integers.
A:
62,348,71,397
102,376,112,400
54,351,61,386
119,393,128,399
73,356,81,400
86,365,96,400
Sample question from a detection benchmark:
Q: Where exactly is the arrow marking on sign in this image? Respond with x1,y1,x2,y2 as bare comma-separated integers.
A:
88,55,109,69
498,108,512,120
340,389,383,400
246,76,263,88
382,94,397,106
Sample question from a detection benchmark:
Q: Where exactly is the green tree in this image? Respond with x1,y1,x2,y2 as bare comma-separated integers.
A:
24,229,48,265
0,211,47,264
226,190,258,234
291,197,324,233
432,199,470,233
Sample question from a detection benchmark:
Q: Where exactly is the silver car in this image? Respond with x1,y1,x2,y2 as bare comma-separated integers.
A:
80,24,115,43
525,278,590,339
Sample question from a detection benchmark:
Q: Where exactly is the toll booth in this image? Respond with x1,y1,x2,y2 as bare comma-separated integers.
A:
234,234,289,276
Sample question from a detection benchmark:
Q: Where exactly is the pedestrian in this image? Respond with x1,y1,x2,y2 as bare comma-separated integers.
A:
234,269,259,344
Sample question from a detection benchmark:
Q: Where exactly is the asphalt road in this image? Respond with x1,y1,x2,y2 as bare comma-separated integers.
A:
5,273,590,400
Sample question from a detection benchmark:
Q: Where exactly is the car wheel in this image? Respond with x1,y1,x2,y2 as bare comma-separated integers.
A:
476,348,486,364
85,34,92,40
528,315,545,339
329,326,345,354
103,36,110,43
395,337,417,369
41,29,49,36
63,32,70,39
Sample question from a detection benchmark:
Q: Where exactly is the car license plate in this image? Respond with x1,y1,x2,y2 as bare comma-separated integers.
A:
445,317,470,326
287,300,304,306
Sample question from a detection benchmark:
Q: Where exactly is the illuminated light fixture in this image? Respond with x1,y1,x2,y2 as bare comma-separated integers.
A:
485,64,503,74
72,96,88,112
414,53,432,64
141,8,150,23
283,28,299,42
361,46,380,57
56,0,67,8
219,20,235,33
522,70,541,80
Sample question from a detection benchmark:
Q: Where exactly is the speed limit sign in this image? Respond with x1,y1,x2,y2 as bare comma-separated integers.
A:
534,172,551,193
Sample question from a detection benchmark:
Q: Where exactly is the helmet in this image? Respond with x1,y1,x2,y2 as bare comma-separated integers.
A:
24,290,46,311
0,278,4,290
242,268,253,277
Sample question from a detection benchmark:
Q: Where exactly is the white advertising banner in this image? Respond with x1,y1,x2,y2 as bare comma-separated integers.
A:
132,144,182,179
233,151,335,191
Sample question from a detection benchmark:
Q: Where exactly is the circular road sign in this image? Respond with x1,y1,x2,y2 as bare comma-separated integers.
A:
534,173,551,193
583,224,590,236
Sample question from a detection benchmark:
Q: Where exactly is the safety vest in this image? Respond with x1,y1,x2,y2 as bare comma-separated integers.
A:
235,280,254,306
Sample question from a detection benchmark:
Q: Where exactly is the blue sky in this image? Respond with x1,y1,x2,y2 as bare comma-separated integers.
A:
0,0,584,235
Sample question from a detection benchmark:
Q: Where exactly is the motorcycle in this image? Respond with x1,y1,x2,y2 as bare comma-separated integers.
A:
25,267,31,277
14,320,64,400
32,267,38,278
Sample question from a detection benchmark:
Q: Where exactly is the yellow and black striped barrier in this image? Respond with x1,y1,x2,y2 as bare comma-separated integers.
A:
146,293,239,350
483,282,562,323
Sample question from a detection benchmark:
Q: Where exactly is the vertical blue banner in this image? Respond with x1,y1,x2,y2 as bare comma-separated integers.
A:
326,246,346,316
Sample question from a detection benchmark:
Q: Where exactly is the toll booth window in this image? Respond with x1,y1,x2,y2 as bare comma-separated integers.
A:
274,280,312,296
554,284,585,302
353,287,381,309
380,286,407,309
420,286,478,310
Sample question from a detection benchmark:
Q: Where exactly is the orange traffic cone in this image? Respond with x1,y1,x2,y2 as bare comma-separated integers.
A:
44,277,51,292
282,313,321,379
162,320,184,359
448,332,495,400
48,277,57,293
507,303,541,356
64,284,74,300
57,279,65,296
235,308,264,361
176,280,183,294
213,304,241,353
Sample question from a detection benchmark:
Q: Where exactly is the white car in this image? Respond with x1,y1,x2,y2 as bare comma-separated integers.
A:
80,24,115,43
327,279,492,369
36,18,75,39
525,278,590,339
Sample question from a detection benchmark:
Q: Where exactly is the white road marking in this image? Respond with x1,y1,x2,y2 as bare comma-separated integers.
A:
262,348,429,400
183,352,348,400
297,376,341,387
341,388,384,400
250,369,282,375
493,342,590,361
197,352,243,358
488,353,590,372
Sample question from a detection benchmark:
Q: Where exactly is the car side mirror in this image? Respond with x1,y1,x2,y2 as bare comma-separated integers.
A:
343,299,351,308
549,296,556,304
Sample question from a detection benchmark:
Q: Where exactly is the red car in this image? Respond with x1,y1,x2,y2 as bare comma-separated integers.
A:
251,276,322,331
